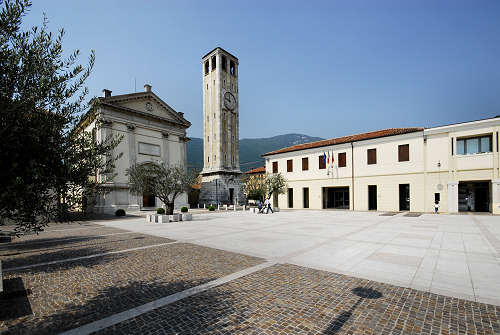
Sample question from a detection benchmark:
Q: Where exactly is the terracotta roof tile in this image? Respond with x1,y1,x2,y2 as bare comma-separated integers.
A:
262,128,424,157
246,166,266,174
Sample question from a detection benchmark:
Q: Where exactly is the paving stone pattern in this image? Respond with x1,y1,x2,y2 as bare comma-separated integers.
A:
99,264,500,335
0,232,174,269
1,242,263,334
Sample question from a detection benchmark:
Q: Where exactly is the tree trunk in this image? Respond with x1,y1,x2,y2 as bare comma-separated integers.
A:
166,202,174,215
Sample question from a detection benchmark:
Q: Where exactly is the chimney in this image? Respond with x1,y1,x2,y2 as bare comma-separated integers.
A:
144,84,152,93
102,89,112,98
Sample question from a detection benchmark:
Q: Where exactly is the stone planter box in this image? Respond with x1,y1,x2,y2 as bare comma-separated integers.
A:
146,214,157,223
273,207,280,212
170,214,180,222
157,215,169,223
182,213,192,221
146,214,170,223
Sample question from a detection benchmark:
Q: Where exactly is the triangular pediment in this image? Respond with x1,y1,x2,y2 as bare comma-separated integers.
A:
101,92,190,127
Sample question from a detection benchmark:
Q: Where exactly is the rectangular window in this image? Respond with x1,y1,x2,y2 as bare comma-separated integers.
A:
302,157,309,171
288,188,293,208
457,139,464,155
211,56,216,70
467,138,479,154
367,148,377,165
457,135,492,155
338,152,346,167
318,155,326,169
221,55,227,71
398,144,409,162
230,60,235,75
287,159,293,172
204,61,209,75
272,161,278,173
481,136,491,152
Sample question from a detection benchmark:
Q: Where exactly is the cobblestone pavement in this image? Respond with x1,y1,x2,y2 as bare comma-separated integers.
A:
0,231,173,269
98,264,500,335
1,242,263,334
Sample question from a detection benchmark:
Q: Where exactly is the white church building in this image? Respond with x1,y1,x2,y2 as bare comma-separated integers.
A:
80,84,191,214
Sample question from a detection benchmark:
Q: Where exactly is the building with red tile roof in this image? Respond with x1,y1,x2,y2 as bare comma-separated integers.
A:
262,117,500,214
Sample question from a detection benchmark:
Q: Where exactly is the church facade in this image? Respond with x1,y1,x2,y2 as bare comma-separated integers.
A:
199,47,244,205
81,84,191,214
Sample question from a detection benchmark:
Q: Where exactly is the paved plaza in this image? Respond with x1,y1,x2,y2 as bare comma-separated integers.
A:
0,211,499,334
100,210,500,305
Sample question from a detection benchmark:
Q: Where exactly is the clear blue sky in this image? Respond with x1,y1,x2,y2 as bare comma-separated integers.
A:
23,1,500,139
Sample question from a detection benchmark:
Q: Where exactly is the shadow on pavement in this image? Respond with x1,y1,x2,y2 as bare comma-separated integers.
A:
2,245,127,272
0,277,33,321
2,278,236,335
323,287,383,334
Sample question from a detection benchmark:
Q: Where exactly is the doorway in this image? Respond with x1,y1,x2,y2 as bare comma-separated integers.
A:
229,188,234,204
142,192,156,208
303,187,309,208
288,188,294,208
368,185,377,210
399,184,410,211
322,187,349,209
458,181,490,212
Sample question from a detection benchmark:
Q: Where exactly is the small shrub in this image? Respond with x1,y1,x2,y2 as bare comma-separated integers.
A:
180,206,188,213
115,209,126,216
156,208,165,214
208,205,215,211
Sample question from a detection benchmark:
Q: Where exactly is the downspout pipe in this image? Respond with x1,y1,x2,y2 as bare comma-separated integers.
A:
351,142,354,211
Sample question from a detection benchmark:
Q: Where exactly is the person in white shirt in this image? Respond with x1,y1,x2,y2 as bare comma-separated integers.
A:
265,197,273,214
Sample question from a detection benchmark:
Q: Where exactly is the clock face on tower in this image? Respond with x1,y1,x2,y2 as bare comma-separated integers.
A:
223,92,236,111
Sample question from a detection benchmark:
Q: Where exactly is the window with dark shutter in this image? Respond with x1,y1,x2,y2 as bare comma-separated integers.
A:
367,149,377,165
318,155,326,169
398,144,409,162
272,161,278,173
338,152,346,167
302,157,309,171
287,159,293,172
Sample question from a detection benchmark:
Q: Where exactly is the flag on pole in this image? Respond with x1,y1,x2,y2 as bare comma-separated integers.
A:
327,151,330,165
323,152,326,165
331,152,335,168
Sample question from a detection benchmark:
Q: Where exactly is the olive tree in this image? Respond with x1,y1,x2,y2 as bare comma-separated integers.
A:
0,0,121,234
242,172,287,204
127,163,197,215
264,173,288,199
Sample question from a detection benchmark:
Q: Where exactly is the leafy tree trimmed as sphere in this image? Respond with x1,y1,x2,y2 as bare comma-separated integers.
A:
127,163,197,215
0,0,121,234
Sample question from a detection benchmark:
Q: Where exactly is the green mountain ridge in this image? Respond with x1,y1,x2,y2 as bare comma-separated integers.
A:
187,133,324,172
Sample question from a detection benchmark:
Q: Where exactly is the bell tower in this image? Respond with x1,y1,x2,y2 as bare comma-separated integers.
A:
199,47,243,205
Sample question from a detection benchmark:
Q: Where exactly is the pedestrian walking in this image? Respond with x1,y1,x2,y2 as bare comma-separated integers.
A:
265,197,274,214
434,201,439,214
